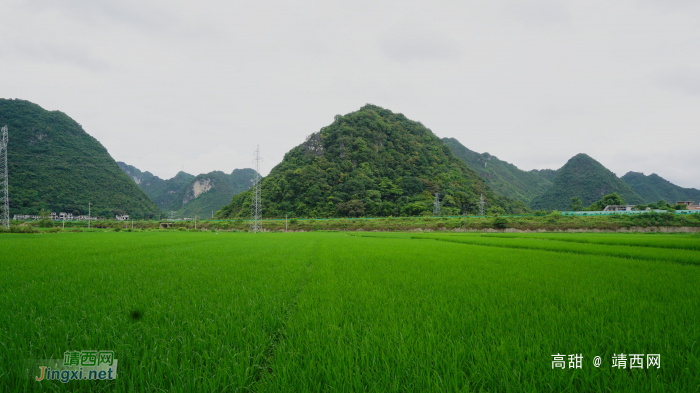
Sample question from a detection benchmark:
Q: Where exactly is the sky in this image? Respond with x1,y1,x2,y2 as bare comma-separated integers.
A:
1,0,699,188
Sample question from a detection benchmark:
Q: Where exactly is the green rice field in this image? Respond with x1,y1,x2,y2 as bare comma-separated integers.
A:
1,231,699,392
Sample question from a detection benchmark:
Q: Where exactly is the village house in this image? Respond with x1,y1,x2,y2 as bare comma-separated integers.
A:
676,201,700,210
603,205,636,212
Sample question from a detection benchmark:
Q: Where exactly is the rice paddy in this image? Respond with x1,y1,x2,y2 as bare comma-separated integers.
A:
1,231,699,392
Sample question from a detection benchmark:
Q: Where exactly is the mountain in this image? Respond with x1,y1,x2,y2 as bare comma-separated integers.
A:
219,105,526,219
118,163,256,218
117,162,194,209
529,168,558,182
0,99,159,218
170,169,256,218
621,172,700,204
443,137,552,204
530,153,644,210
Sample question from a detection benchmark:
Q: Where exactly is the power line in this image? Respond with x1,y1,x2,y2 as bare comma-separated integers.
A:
250,145,262,233
8,154,112,159
9,163,122,167
0,126,9,229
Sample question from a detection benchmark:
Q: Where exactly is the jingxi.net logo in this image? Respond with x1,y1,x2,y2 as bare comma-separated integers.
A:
30,350,118,383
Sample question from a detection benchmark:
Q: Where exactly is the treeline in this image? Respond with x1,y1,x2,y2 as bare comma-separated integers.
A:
567,193,692,212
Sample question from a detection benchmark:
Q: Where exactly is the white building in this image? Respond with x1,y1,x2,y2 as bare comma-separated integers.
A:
603,205,636,212
115,215,129,221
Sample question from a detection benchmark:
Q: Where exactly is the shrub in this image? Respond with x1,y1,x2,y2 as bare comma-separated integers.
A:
2,225,39,234
290,218,298,225
493,217,509,229
114,228,121,232
47,227,61,233
37,219,54,228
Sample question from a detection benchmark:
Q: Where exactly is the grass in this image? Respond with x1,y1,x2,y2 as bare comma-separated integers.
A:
413,233,700,265
1,231,699,392
479,232,700,251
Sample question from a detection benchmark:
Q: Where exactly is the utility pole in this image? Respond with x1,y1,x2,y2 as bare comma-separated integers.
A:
195,215,197,230
88,202,91,229
211,210,213,219
250,145,262,233
479,194,485,216
433,193,441,216
285,214,287,233
0,126,8,229
62,216,65,230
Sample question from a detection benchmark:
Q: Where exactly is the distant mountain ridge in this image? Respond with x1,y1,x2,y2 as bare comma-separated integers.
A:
0,99,159,218
621,172,700,204
443,138,553,204
117,162,194,210
530,153,644,210
118,162,256,218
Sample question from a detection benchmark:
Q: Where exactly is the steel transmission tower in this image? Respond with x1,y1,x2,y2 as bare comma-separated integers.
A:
478,193,485,216
250,145,262,233
0,126,8,229
433,193,441,216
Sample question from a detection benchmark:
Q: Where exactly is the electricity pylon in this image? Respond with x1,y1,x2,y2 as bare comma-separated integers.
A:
250,145,262,233
433,193,441,216
478,193,485,216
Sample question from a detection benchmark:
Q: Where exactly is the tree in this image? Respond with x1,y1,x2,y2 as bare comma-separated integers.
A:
568,197,584,211
588,193,625,211
337,199,365,217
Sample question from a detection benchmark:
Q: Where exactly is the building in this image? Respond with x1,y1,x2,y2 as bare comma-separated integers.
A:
13,214,41,220
116,214,129,221
676,201,699,210
603,205,636,212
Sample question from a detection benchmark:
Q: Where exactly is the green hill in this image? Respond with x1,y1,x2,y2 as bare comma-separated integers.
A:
530,153,644,210
0,99,159,218
219,105,526,219
117,162,194,209
443,137,552,204
621,172,700,204
118,163,256,218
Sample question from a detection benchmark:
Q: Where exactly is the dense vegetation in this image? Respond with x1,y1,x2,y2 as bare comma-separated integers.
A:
6,208,700,233
2,232,698,391
220,105,526,218
529,168,558,182
0,99,159,218
530,153,644,210
622,171,700,204
443,137,553,204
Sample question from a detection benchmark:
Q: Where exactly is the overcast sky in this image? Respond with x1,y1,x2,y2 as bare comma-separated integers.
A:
2,0,699,188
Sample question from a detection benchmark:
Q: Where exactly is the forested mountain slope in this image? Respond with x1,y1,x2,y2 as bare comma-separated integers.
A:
622,172,700,204
1,99,159,218
530,153,643,210
443,137,552,204
119,163,256,218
